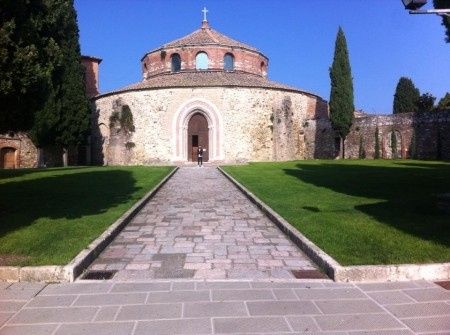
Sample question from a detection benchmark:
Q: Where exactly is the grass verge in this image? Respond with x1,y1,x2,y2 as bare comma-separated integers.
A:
223,160,450,265
0,166,173,266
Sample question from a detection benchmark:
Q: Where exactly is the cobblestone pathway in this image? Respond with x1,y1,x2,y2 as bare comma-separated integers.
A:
86,167,319,280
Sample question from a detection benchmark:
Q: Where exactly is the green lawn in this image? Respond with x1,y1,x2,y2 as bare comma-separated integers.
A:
0,166,173,266
223,160,450,266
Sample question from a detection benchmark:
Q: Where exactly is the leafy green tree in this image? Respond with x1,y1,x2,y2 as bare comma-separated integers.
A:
437,92,450,111
0,0,60,134
393,77,420,114
434,0,450,43
329,27,354,158
417,92,436,112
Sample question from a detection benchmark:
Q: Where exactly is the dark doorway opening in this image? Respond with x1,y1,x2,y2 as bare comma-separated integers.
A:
0,147,16,169
188,113,209,162
192,135,198,147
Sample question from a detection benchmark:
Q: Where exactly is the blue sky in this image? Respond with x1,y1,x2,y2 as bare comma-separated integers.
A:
74,0,449,114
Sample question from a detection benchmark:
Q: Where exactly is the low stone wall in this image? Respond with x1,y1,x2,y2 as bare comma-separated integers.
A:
345,111,450,160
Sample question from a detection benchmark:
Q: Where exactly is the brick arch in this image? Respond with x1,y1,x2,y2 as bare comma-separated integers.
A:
172,98,223,162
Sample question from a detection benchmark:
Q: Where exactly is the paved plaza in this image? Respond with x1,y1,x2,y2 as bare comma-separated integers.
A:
1,166,449,334
0,280,449,334
86,167,318,280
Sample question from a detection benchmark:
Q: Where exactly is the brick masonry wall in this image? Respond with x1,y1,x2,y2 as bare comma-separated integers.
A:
143,46,268,79
81,57,101,98
345,111,450,159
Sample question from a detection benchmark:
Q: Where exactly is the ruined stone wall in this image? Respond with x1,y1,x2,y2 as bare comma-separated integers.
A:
93,87,330,165
345,111,450,159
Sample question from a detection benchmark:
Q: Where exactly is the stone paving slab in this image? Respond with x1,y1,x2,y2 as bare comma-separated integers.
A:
85,167,319,280
55,322,135,335
0,280,449,334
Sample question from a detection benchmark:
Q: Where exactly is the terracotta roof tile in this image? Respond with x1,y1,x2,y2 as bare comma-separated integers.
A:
147,26,259,54
96,71,320,98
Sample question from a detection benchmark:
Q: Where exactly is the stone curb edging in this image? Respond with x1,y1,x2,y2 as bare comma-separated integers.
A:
0,167,179,283
218,167,450,283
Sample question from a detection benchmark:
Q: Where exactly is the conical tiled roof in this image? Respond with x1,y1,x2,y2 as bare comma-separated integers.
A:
148,22,259,53
95,71,320,99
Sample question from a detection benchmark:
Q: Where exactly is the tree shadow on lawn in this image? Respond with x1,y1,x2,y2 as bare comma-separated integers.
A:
0,169,140,237
283,161,450,248
0,167,85,180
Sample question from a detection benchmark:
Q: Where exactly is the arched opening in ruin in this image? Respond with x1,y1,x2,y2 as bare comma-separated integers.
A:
0,147,17,169
383,130,402,159
187,112,209,162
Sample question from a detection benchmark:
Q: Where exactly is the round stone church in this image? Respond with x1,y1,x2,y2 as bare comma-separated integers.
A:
90,17,332,165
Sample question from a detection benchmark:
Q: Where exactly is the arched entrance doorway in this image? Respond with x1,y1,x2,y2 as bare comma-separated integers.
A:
187,113,209,162
0,147,17,169
172,98,223,162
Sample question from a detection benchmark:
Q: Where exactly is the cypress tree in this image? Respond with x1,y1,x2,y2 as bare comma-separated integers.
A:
437,129,442,160
391,130,398,159
409,131,416,159
0,0,89,166
434,0,450,43
50,0,90,166
0,0,60,134
374,127,380,159
358,136,366,159
417,92,436,112
437,93,450,111
393,77,420,114
329,27,354,158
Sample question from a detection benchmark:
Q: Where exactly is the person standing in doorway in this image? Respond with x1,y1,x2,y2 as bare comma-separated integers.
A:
197,145,203,167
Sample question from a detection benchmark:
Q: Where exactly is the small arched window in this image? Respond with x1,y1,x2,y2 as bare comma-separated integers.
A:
224,53,234,71
195,52,208,70
171,53,181,72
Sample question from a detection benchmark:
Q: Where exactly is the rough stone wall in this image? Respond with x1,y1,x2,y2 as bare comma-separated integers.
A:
304,119,336,159
272,96,296,160
0,133,37,168
345,111,450,159
93,87,329,165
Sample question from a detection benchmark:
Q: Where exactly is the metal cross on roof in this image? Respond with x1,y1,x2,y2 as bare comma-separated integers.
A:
202,7,208,21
